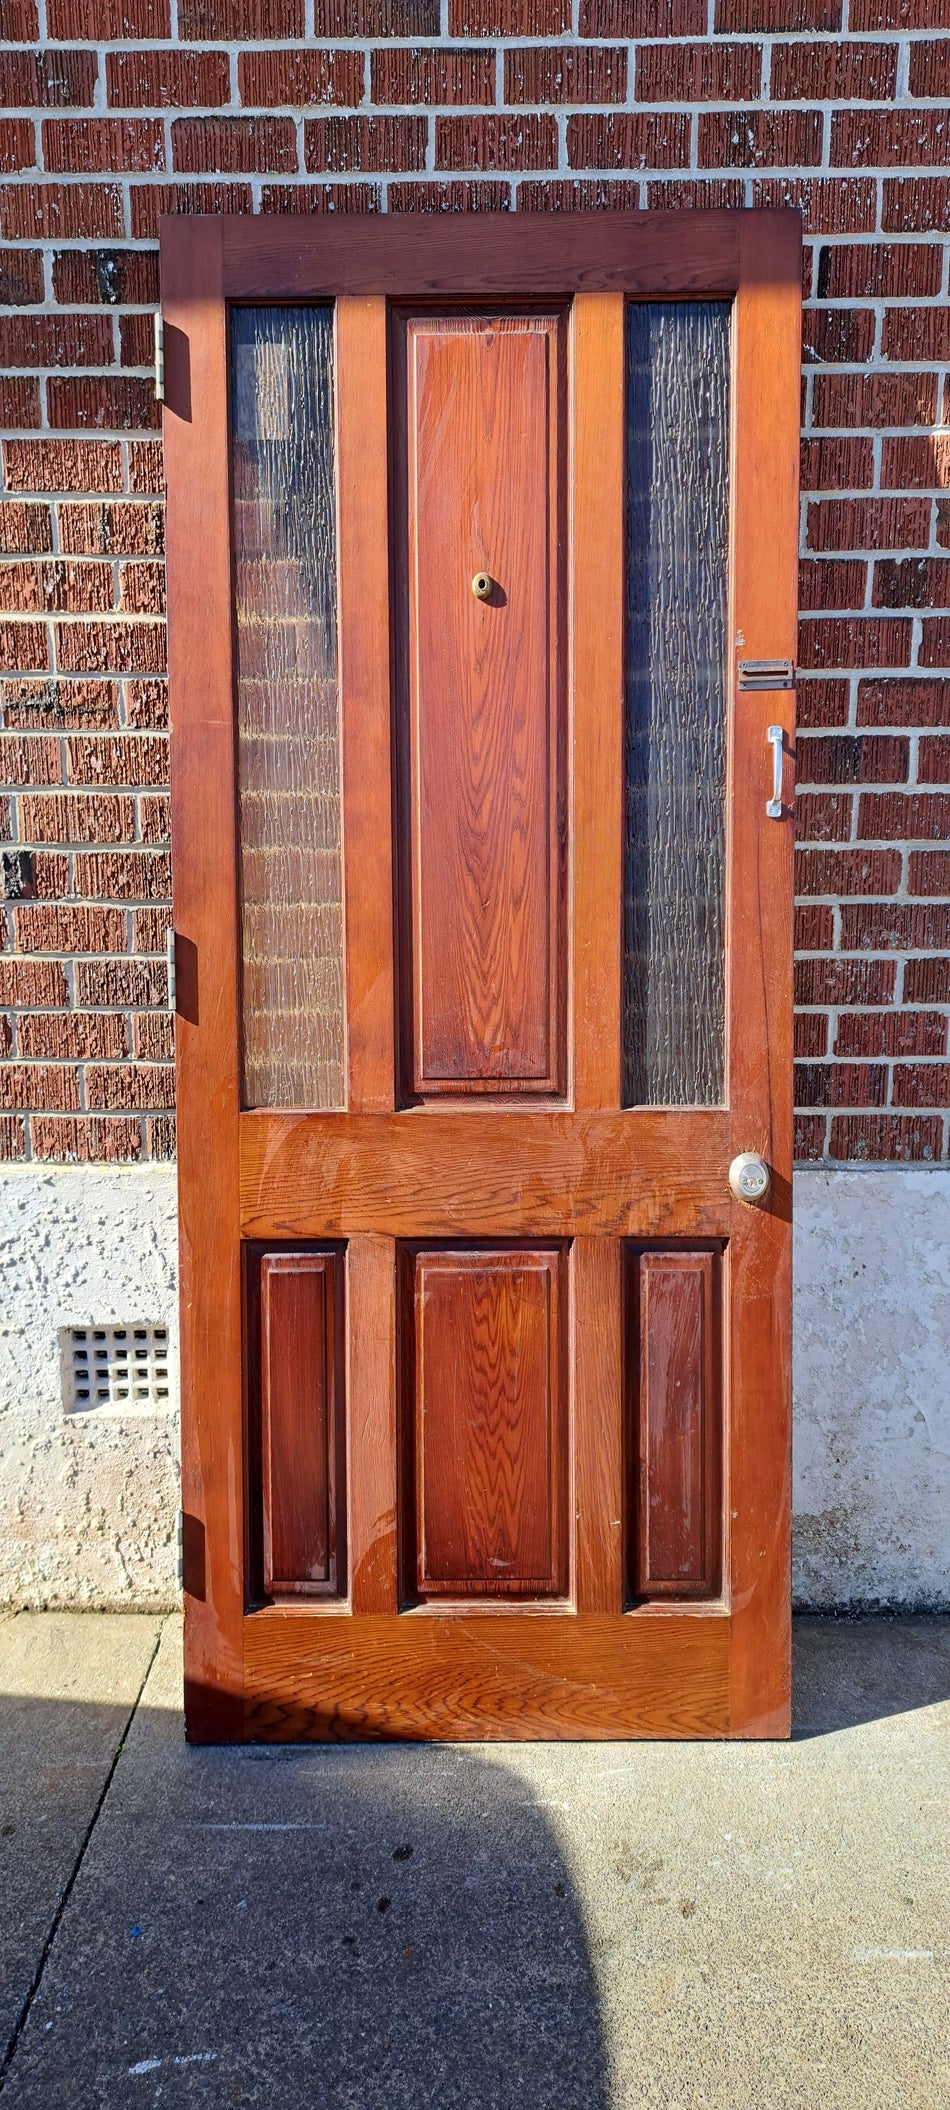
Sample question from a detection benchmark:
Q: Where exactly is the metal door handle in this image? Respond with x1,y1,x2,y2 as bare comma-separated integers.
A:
767,725,784,819
729,1153,771,1205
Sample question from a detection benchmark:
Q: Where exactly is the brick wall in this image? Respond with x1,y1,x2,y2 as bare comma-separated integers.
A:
1,0,948,1166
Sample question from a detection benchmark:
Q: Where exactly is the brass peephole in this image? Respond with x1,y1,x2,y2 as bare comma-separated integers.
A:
471,572,493,601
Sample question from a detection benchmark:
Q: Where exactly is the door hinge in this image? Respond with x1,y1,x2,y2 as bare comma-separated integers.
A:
154,311,165,404
176,1507,185,1591
166,927,176,1014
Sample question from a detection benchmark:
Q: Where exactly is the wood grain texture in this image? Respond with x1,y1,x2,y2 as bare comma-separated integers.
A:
409,1247,566,1599
346,1234,398,1617
260,1253,340,1596
242,1608,731,1740
631,1249,721,1599
573,1237,624,1614
162,216,245,1741
400,313,564,1094
239,1108,733,1240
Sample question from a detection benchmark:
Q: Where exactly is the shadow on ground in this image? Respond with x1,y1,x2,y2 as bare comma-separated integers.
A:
792,1613,950,1738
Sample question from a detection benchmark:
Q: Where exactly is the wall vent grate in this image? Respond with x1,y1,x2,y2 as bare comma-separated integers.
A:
63,1325,171,1416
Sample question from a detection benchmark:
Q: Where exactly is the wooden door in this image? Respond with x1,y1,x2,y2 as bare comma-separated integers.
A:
162,213,801,1742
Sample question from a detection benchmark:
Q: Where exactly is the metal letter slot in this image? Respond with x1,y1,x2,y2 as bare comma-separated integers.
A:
471,572,493,601
767,725,784,819
738,659,795,691
729,1152,771,1205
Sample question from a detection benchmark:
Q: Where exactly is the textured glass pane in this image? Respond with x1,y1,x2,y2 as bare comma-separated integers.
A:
624,301,730,1107
231,306,344,1110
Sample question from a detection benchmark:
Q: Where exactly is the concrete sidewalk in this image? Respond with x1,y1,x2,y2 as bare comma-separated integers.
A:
0,1615,947,2109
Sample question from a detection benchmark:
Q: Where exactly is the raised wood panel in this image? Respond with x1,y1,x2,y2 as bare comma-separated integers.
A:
400,313,564,1094
630,1248,721,1601
259,1253,341,1597
407,1247,565,1599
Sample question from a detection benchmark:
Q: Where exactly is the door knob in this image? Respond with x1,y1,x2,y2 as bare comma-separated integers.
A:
729,1152,771,1205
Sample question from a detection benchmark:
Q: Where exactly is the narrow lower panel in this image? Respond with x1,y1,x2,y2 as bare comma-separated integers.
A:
241,1610,731,1742
406,1246,566,1600
628,1246,722,1601
249,1248,345,1600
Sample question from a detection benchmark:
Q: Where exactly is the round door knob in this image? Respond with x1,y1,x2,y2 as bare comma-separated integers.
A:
472,571,493,601
729,1152,771,1205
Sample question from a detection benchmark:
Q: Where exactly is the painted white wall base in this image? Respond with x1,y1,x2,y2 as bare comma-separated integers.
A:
0,1164,947,1611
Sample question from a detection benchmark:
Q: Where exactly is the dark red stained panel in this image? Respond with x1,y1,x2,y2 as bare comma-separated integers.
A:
260,1252,340,1596
631,1248,721,1599
403,312,564,1095
411,1247,565,1599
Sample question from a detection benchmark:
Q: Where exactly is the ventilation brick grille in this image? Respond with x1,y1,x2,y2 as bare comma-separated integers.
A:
64,1326,171,1416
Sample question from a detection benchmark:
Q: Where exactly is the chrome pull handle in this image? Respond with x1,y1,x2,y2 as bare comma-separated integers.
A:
767,724,784,819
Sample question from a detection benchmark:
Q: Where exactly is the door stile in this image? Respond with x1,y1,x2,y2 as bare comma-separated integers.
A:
726,211,801,1734
163,219,246,1740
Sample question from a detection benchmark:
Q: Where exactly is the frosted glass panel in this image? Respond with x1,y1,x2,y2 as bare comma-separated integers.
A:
231,306,344,1110
624,302,730,1108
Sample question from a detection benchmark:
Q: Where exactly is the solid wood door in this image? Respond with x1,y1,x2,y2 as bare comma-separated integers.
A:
162,212,801,1741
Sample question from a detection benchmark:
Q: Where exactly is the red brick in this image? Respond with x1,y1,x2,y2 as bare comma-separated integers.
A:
798,617,912,671
1,677,119,729
0,49,97,107
830,1113,942,1160
66,734,168,786
178,0,302,29
806,499,930,553
0,958,68,1006
771,40,897,101
123,679,168,729
172,116,297,174
910,848,950,893
800,437,874,492
905,958,950,1003
313,0,438,25
74,959,166,1006
306,116,426,174
0,1064,79,1110
699,110,822,169
635,42,760,101
793,1114,826,1160
450,0,568,27
239,49,364,107
438,114,558,169
892,1064,950,1108
139,793,170,842
799,559,867,612
0,313,113,368
796,677,851,728
47,0,169,30
858,790,950,840
0,504,53,556
832,108,950,168
0,379,41,429
795,957,896,1005
147,1113,175,1157
918,738,950,786
505,44,625,102
1,2,39,38
132,907,172,951
795,791,853,840
71,849,171,898
0,119,37,171
19,791,134,844
802,309,875,367
51,247,159,306
133,1012,173,1061
858,678,950,729
46,377,160,437
812,371,938,432
910,32,950,92
919,619,950,668
86,1063,174,1110
881,178,950,234
389,180,509,211
518,177,640,210
0,246,43,304
120,315,155,367
0,180,124,241
260,181,381,212
130,180,253,237
794,1013,828,1059
43,117,165,173
54,622,166,677
752,176,877,233
58,503,164,558
129,442,164,495
836,1012,946,1058
795,1061,887,1109
716,0,839,22
873,558,950,611
851,0,950,19
31,1115,142,1162
795,847,902,894
0,622,49,672
796,903,835,949
0,559,113,615
880,435,950,492
107,49,230,108
568,112,690,169
0,732,60,783
119,563,165,616
646,178,746,210
18,1012,128,1059
816,240,941,301
3,441,124,496
0,1116,27,1161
